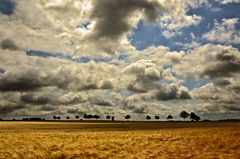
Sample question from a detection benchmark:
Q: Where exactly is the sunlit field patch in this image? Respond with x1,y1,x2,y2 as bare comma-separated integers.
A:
0,121,239,159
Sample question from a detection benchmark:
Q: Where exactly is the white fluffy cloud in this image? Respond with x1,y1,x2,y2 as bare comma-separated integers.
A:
217,0,240,4
203,18,240,44
173,44,240,80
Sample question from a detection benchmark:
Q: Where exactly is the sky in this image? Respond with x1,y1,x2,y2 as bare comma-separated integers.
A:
0,0,240,120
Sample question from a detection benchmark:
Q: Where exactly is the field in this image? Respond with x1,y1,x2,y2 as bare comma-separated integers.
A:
0,121,239,159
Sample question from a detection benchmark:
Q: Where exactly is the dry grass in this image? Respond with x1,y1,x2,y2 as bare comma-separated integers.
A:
0,121,239,159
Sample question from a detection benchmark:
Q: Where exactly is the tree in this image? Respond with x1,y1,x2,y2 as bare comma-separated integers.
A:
66,116,70,120
75,115,80,120
180,111,189,121
57,116,61,120
53,115,57,120
93,115,100,120
111,116,115,121
155,115,160,120
125,115,131,121
190,112,201,121
167,115,173,120
106,115,111,120
88,115,93,120
146,116,151,120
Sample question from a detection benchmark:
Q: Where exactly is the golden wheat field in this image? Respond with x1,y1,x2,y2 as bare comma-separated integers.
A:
0,121,239,159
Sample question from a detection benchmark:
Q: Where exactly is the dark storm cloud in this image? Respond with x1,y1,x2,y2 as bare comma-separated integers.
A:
1,39,19,50
0,103,25,115
0,72,43,91
91,0,161,40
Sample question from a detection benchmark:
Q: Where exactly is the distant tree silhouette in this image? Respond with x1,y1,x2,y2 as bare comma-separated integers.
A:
190,112,201,121
57,116,61,120
106,115,111,120
202,119,210,122
66,116,70,120
83,114,94,120
111,116,115,121
53,115,57,120
93,115,100,120
29,118,42,121
155,115,160,120
22,118,29,121
167,115,173,120
180,111,189,121
88,115,93,120
0,118,2,120
125,115,131,121
146,116,151,120
75,115,80,120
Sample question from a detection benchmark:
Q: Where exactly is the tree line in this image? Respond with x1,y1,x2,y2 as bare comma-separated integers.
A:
51,111,201,121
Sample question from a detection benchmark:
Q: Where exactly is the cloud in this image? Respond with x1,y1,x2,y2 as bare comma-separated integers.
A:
58,92,88,105
21,93,50,105
173,44,240,80
156,83,191,100
0,0,74,54
123,59,191,100
0,0,208,56
217,0,240,4
190,70,240,116
90,0,161,40
158,0,207,31
0,92,25,115
0,49,121,92
203,18,240,44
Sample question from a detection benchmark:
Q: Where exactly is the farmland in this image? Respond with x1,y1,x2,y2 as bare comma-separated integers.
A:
0,121,239,159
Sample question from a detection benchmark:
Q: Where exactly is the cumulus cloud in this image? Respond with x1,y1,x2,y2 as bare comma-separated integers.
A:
0,0,74,54
192,82,240,116
158,0,204,30
0,0,208,56
37,0,207,55
156,83,191,100
173,44,240,80
203,18,240,44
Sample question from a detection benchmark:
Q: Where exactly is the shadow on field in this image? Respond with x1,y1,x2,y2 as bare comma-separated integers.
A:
0,121,239,132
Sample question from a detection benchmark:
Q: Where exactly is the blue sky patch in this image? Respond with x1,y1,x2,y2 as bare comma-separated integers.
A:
0,0,15,15
130,1,240,51
26,50,112,63
0,69,5,75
